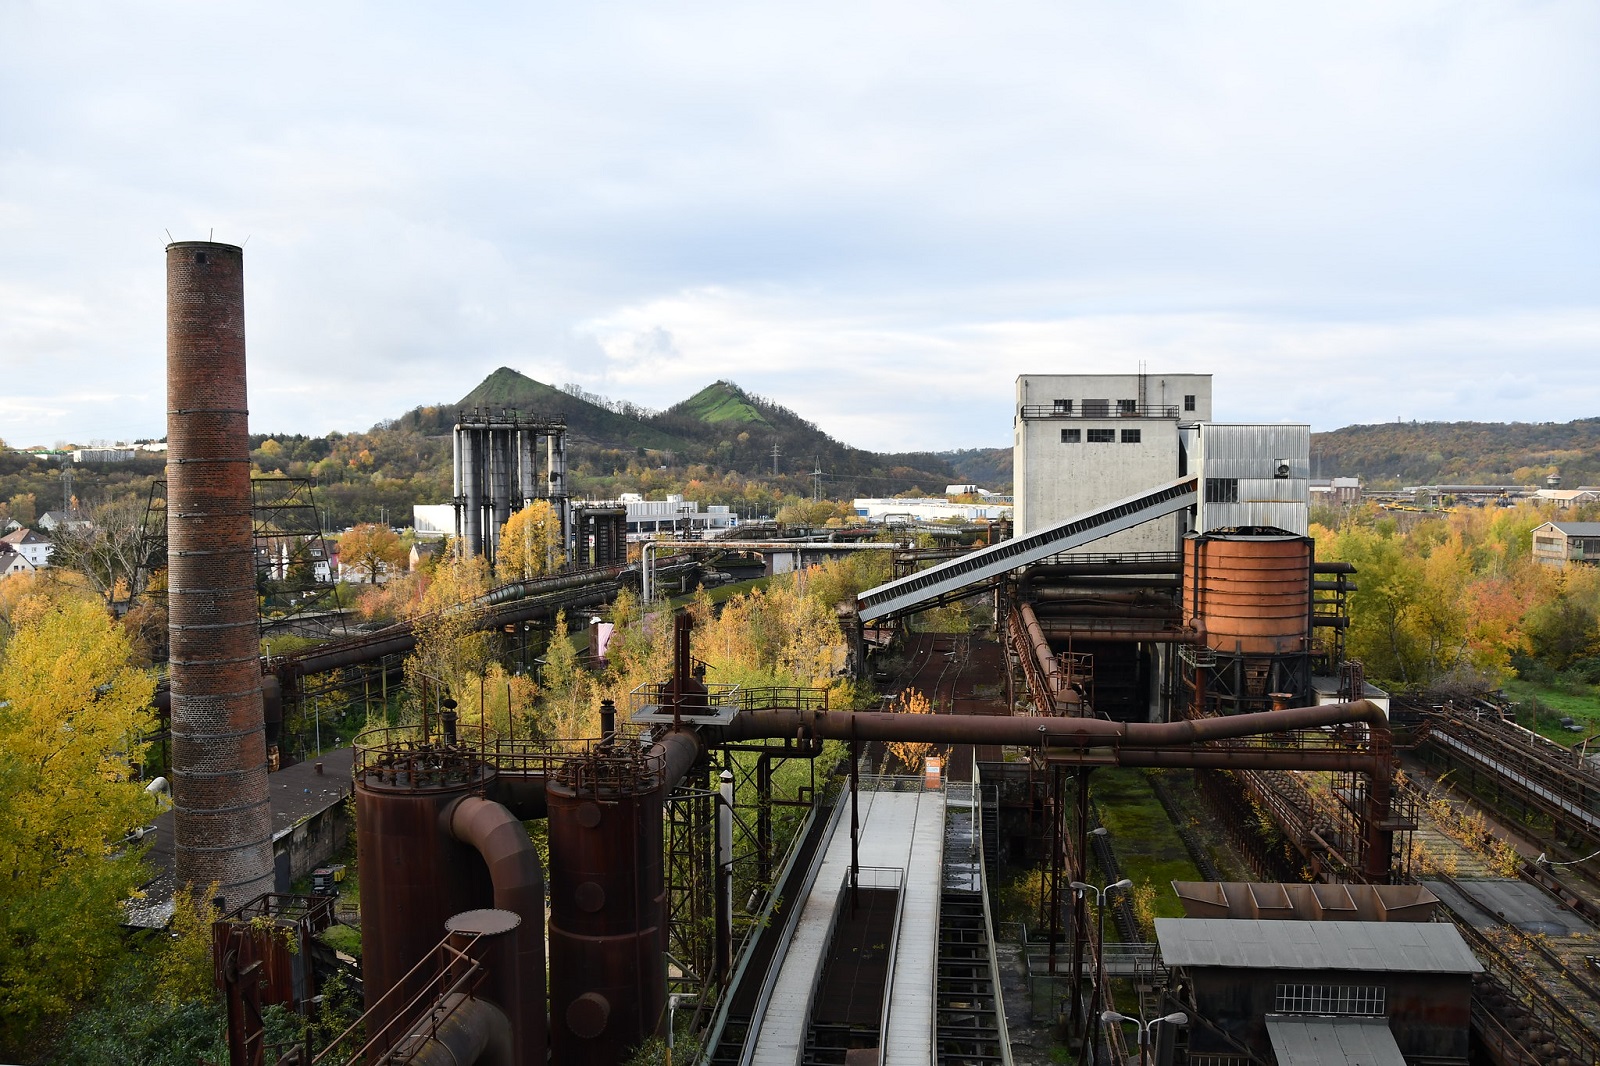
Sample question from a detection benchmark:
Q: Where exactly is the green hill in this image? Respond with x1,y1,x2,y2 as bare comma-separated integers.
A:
672,381,773,427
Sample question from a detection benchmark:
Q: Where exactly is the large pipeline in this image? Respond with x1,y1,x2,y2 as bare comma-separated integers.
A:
165,240,274,906
718,701,1396,881
400,994,513,1066
446,797,547,1063
1016,601,1076,712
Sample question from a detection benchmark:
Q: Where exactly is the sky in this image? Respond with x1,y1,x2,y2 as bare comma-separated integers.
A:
2,1,1596,454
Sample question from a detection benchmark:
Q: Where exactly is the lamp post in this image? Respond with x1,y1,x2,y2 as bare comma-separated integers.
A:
1102,1010,1188,1066
1067,826,1109,1039
1070,876,1131,1065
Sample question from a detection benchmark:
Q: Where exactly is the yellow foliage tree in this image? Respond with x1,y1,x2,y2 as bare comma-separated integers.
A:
497,500,566,582
0,593,157,1040
404,553,492,724
884,688,941,772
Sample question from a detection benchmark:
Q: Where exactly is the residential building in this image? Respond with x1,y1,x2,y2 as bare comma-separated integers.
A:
37,510,92,533
0,543,36,578
0,527,52,568
1532,521,1600,567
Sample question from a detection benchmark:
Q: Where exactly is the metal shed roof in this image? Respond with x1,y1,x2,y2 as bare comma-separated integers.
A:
1266,1016,1406,1066
1154,918,1482,974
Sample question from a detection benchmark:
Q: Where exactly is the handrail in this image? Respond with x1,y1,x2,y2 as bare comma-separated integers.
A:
735,796,852,1066
973,765,1015,1066
696,783,838,1065
311,931,486,1064
865,864,907,1058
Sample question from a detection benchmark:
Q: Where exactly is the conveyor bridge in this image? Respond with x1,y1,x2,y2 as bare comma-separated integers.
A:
856,477,1199,622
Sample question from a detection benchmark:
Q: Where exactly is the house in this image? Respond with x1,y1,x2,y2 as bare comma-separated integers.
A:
1531,521,1600,568
254,534,332,584
0,527,52,568
37,510,92,533
410,540,443,571
0,543,36,578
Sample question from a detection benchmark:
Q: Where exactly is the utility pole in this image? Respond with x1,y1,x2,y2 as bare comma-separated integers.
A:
771,442,781,477
812,460,822,502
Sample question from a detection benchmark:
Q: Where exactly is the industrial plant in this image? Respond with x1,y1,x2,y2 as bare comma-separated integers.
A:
137,242,1600,1066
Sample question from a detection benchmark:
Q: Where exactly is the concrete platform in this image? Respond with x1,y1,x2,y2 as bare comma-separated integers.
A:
749,780,947,1066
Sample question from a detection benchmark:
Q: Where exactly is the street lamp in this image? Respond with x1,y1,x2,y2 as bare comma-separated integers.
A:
1071,877,1131,1065
1102,1010,1187,1066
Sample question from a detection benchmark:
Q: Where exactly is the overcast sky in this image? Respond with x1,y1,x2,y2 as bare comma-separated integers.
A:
2,1,1596,453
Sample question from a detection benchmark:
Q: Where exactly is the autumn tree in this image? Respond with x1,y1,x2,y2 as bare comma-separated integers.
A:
0,590,158,1043
884,689,942,773
404,551,493,724
48,497,163,611
497,500,566,582
339,522,406,583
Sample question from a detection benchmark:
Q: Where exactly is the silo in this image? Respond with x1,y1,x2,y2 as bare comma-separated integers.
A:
165,241,274,906
1184,533,1312,655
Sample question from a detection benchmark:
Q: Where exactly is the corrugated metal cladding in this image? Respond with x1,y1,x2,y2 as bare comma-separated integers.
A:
1193,423,1311,535
1266,1017,1407,1066
1154,918,1484,974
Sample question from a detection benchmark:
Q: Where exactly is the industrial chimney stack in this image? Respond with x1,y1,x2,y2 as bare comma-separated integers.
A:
165,241,274,906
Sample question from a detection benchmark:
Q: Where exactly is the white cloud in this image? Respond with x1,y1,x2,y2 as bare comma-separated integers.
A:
0,1,1595,450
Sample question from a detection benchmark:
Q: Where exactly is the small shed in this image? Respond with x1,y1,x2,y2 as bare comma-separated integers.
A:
1155,918,1480,1065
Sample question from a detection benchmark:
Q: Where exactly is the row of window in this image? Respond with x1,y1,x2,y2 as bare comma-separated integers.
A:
1274,983,1386,1016
1050,395,1197,414
1061,428,1142,443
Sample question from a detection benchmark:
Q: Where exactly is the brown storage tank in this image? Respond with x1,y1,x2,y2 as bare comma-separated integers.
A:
1184,533,1312,655
355,742,496,1045
547,749,668,1063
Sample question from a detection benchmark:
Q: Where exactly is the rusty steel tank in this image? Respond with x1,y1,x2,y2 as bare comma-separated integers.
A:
355,736,497,1047
546,743,669,1062
165,240,274,906
1184,532,1313,655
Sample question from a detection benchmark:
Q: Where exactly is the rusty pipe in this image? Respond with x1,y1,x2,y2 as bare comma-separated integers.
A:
653,727,705,790
1016,601,1070,706
718,700,1397,881
400,994,513,1066
446,797,547,1062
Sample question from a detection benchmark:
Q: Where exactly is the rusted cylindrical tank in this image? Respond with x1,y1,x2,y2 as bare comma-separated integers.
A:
547,749,668,1063
1184,533,1312,655
356,748,495,1046
165,240,274,906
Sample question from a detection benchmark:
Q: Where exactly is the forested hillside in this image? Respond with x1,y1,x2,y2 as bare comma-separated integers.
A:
1311,419,1600,487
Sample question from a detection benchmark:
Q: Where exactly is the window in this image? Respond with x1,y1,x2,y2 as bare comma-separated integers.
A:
1053,399,1073,415
1183,394,1196,412
1060,428,1081,443
1535,536,1559,550
1082,398,1110,418
1087,429,1115,443
1121,429,1141,443
1205,477,1239,503
1274,983,1386,1016
1117,399,1138,416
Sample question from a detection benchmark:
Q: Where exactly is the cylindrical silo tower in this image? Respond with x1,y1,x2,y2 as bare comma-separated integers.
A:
165,240,275,906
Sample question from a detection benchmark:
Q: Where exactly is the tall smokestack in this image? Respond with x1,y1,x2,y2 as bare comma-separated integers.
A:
165,240,274,906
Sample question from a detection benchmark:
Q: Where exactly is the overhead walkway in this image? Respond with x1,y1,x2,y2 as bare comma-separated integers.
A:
856,477,1200,622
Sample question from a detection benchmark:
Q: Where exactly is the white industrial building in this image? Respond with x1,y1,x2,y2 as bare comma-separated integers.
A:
852,497,1011,524
1014,373,1213,551
1014,373,1310,550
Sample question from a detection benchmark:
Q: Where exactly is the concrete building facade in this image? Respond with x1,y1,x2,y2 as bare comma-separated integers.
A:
1014,373,1211,551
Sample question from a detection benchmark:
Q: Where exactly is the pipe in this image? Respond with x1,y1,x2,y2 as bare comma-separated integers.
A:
400,993,513,1066
717,769,734,982
1016,602,1073,710
719,701,1397,880
446,797,547,1063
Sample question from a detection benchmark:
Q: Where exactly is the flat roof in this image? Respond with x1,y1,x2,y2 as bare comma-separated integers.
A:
1266,1016,1406,1066
1154,918,1482,974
